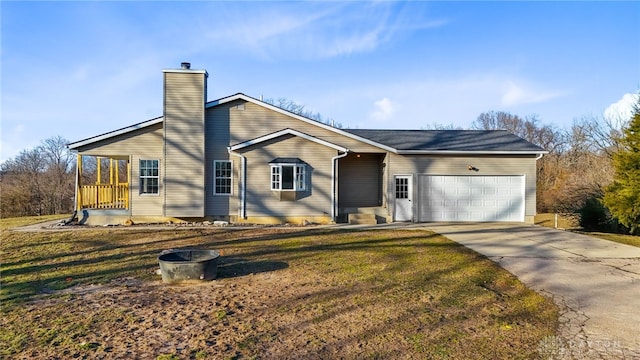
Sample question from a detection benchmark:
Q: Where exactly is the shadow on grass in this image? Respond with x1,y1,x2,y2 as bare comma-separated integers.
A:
0,227,559,359
217,257,289,279
0,228,464,310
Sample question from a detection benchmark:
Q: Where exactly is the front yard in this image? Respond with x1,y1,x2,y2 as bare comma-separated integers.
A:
1,219,558,359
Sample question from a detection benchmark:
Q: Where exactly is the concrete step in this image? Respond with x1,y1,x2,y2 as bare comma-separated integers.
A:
348,213,378,225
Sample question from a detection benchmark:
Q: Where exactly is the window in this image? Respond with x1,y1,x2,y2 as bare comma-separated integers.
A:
140,159,159,194
214,160,232,195
270,164,306,191
395,177,409,199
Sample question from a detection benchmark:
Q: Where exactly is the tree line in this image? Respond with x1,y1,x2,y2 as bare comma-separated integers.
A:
1,136,76,218
2,97,638,234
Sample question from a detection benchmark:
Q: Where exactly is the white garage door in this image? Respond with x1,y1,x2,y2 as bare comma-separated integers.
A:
418,175,525,222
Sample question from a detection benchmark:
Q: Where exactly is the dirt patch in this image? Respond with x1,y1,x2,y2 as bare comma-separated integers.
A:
20,270,396,359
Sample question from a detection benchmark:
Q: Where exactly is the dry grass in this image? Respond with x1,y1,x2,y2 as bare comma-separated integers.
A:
536,213,640,248
580,232,640,248
1,219,558,359
534,213,579,230
0,214,67,230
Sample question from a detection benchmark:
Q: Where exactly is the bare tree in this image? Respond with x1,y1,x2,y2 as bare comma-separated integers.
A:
472,111,566,152
571,114,626,158
420,123,464,130
0,136,75,218
263,97,343,128
1,148,47,216
41,136,75,214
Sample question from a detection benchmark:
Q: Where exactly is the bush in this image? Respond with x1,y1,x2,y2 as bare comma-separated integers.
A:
578,197,627,233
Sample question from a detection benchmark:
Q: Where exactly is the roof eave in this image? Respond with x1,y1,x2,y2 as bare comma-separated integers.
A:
229,128,350,153
207,94,396,153
67,117,164,150
395,150,548,155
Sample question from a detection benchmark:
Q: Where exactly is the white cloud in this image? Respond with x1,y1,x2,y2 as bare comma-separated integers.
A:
370,97,395,122
604,93,638,123
501,81,567,107
206,2,448,60
314,74,574,130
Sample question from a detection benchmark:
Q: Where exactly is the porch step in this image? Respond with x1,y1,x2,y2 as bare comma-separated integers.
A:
348,213,377,225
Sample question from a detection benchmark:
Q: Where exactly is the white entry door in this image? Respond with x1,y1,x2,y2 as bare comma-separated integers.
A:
394,175,412,221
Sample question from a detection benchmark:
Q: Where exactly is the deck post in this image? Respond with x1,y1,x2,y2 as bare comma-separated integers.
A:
76,155,83,211
127,159,131,209
96,157,101,185
109,158,114,185
115,159,119,186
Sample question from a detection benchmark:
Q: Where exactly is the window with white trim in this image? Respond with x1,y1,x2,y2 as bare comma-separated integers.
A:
139,159,159,194
214,160,232,195
270,164,306,191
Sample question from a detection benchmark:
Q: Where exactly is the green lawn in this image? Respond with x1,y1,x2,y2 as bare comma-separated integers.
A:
1,218,558,359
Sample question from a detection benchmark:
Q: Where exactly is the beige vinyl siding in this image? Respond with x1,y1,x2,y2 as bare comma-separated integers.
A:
204,100,383,217
238,135,335,217
163,71,206,217
73,123,165,216
130,156,163,215
386,153,538,218
227,100,384,153
73,123,164,156
205,100,236,215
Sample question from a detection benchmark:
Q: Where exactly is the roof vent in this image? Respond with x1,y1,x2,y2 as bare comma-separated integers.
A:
180,62,191,69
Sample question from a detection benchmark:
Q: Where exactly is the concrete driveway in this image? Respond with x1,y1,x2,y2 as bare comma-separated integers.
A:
425,223,640,359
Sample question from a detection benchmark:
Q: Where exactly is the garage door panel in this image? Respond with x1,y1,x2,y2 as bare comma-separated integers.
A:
470,199,483,207
419,175,524,222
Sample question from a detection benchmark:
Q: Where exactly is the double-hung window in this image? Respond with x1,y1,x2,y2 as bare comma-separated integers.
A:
214,160,232,195
139,159,159,194
270,163,306,191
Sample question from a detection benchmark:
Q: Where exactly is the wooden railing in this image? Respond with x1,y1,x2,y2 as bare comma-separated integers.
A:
79,184,129,209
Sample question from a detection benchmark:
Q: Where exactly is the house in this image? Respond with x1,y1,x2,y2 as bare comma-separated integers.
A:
67,62,547,226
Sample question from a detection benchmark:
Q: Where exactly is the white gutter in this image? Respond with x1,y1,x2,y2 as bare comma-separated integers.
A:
535,153,544,160
228,148,247,219
331,151,350,222
396,150,548,155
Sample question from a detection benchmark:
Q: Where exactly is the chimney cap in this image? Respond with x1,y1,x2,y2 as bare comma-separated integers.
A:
180,62,191,69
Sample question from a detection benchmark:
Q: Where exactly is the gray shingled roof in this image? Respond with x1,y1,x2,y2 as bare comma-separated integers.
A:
343,129,546,153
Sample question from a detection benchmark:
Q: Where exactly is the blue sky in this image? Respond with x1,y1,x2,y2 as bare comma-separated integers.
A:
2,1,639,162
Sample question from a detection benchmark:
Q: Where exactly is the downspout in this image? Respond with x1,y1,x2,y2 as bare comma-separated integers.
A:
535,153,544,160
331,151,349,222
228,148,246,219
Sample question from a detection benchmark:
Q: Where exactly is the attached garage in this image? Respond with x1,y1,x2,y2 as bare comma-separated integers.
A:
418,175,525,222
336,129,546,224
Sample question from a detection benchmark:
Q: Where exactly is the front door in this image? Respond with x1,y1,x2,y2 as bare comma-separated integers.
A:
394,175,412,221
